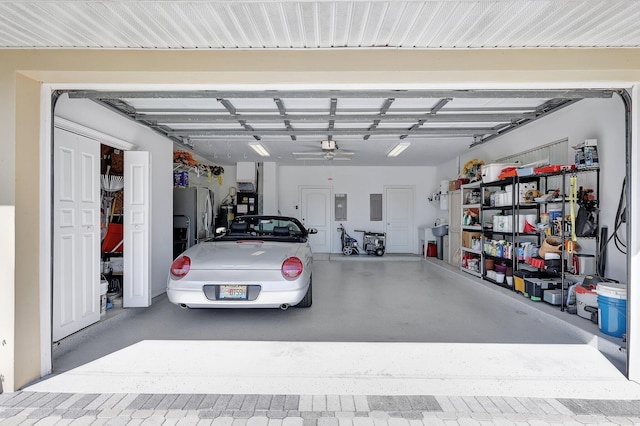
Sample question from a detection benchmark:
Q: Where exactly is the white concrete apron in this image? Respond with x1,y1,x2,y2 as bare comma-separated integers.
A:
27,340,640,399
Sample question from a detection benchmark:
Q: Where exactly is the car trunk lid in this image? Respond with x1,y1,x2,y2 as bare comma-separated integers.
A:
188,241,301,270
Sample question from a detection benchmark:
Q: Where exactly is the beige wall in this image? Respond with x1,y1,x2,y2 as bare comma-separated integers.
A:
3,48,640,391
13,73,42,390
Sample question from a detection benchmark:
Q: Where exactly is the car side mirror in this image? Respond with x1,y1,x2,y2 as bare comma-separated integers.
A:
307,228,318,234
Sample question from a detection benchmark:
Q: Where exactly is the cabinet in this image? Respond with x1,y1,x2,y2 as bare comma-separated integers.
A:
480,176,541,287
236,192,258,216
460,182,483,277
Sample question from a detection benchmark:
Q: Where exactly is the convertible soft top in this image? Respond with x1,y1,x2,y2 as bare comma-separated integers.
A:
215,215,310,242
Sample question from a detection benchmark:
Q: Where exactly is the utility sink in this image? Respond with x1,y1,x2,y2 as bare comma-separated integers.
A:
431,224,449,237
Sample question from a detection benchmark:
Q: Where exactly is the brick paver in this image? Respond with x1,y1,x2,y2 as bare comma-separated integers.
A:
0,392,638,424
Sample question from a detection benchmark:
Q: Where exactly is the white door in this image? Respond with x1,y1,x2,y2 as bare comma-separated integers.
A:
52,129,100,341
124,151,151,308
300,187,331,253
385,186,415,253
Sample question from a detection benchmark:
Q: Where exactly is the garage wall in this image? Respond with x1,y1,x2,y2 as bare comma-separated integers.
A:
448,96,627,283
55,95,173,298
278,165,440,254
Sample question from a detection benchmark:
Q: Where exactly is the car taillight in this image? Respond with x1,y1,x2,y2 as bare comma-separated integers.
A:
170,256,191,279
282,257,303,279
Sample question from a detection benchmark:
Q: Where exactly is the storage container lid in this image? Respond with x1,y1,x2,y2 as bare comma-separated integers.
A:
597,282,627,299
575,284,597,295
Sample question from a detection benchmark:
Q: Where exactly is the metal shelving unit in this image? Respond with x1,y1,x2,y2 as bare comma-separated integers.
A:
459,166,600,300
538,166,600,311
460,182,483,277
480,175,541,289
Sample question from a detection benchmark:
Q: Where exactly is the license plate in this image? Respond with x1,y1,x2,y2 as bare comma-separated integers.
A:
219,285,248,300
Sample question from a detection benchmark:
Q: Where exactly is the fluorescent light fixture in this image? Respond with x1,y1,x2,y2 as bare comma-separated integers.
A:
387,142,410,157
249,142,270,157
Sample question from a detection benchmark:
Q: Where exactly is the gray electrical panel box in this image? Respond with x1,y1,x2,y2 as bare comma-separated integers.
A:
370,194,382,221
335,193,347,221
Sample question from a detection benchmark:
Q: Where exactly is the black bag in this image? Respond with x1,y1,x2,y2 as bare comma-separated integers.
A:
575,206,598,237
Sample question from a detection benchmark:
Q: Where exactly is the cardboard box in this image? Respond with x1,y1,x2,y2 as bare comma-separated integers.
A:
574,139,599,168
462,231,482,249
449,180,457,191
457,178,470,190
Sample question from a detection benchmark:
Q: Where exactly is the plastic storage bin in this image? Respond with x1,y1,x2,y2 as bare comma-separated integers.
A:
575,285,598,321
513,270,538,296
525,278,561,302
544,289,563,305
481,163,516,183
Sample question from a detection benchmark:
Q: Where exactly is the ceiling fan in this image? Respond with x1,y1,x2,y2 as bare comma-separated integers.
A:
292,140,354,161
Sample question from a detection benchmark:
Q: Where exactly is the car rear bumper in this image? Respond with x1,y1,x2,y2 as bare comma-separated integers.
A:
166,282,309,309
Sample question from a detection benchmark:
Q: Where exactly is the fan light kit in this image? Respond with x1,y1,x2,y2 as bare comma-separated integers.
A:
249,141,270,157
387,142,411,157
321,140,336,150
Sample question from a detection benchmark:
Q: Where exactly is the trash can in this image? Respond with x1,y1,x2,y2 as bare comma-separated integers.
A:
426,241,437,257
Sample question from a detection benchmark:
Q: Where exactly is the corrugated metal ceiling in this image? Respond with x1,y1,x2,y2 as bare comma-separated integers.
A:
1,1,639,49
65,89,614,166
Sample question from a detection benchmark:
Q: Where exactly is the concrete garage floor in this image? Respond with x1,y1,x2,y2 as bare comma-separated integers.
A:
38,256,632,398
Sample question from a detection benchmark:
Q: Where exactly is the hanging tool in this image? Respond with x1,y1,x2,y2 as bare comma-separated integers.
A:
564,174,578,263
569,175,578,243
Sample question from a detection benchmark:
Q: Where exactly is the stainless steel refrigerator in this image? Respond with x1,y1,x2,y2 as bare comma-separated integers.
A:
173,187,214,258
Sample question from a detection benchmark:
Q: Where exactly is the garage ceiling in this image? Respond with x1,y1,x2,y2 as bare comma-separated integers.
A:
3,1,630,166
1,1,639,49
67,89,614,166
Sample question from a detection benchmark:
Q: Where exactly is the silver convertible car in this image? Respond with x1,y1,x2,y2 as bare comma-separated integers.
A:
167,215,316,309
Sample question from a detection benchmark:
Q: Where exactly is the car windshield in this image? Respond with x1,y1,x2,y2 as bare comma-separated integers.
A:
215,216,308,241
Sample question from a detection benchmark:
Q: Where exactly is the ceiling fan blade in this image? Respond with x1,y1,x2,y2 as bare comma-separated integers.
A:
292,148,354,161
293,157,329,161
